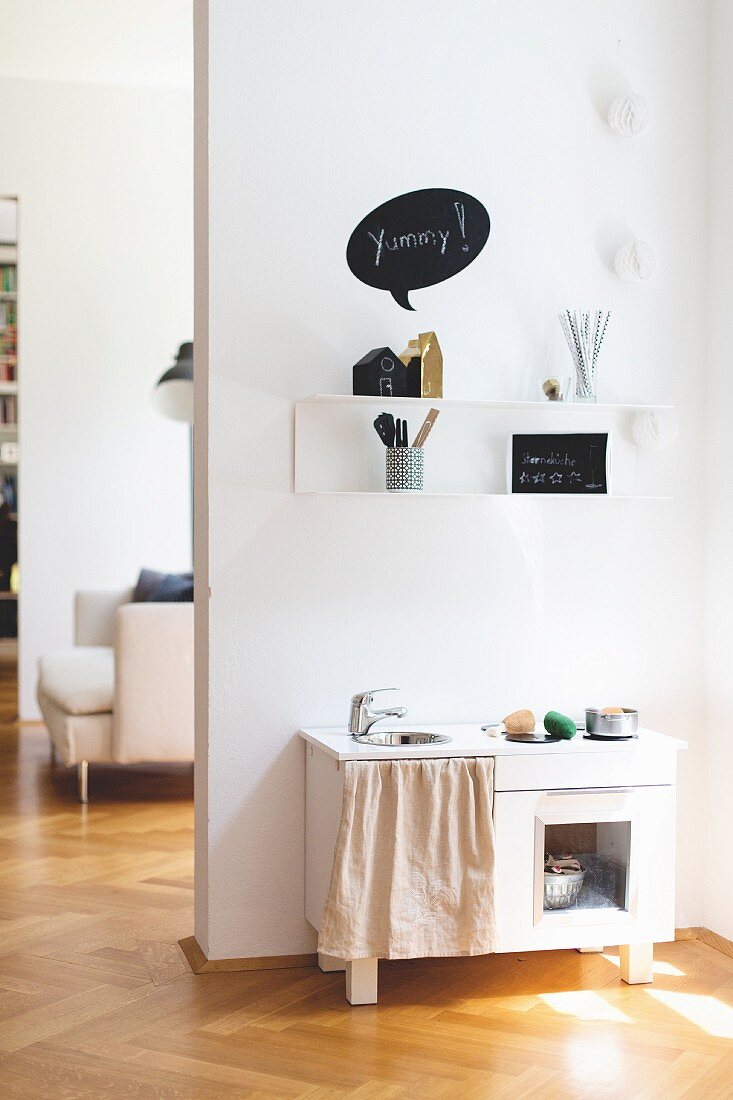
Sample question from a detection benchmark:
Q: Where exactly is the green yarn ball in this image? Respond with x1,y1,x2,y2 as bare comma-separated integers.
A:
544,711,577,740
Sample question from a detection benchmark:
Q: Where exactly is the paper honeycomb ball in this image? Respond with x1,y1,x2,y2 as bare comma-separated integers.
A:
632,409,678,451
615,240,659,283
608,93,654,136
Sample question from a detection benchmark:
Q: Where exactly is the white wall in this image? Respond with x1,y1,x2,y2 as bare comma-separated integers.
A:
198,0,709,959
706,1,733,942
0,76,193,717
0,0,192,90
0,198,17,242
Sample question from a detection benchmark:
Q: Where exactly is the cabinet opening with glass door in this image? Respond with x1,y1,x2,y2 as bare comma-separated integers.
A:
543,820,631,912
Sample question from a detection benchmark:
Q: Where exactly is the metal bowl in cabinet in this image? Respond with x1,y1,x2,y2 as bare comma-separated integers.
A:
352,731,453,747
544,868,586,910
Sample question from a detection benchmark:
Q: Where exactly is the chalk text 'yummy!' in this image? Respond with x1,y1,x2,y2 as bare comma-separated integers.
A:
368,227,450,267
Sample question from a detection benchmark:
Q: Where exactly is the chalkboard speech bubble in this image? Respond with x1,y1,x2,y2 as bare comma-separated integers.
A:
347,188,490,310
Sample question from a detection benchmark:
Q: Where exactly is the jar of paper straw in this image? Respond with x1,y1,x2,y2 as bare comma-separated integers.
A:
558,310,611,403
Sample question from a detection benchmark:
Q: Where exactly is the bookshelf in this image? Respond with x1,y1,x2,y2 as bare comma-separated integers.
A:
0,202,18,641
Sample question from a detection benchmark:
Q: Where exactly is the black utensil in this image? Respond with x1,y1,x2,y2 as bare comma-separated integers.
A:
381,413,396,446
373,416,389,446
401,419,409,447
395,418,402,447
373,413,396,447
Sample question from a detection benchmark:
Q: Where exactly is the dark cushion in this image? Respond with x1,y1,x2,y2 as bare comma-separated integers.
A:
133,568,166,602
147,573,193,603
133,569,193,603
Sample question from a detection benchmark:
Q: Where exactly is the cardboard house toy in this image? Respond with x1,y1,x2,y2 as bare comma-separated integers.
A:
399,332,443,398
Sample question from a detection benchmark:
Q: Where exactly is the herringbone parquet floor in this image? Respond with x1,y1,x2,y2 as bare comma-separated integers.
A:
1,651,732,1098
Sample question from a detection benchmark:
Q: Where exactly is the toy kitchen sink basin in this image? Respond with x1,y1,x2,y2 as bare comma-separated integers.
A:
352,730,452,746
300,723,686,1005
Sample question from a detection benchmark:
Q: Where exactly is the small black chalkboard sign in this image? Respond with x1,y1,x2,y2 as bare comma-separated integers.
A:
346,188,490,311
508,433,610,495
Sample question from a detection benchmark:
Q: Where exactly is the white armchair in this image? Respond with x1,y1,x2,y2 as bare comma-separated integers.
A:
37,587,194,802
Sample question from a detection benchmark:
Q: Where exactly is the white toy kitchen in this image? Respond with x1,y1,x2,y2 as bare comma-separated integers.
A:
301,702,685,1006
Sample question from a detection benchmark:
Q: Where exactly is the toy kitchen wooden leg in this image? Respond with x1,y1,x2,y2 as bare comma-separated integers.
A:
619,942,654,985
345,957,378,1005
318,952,345,972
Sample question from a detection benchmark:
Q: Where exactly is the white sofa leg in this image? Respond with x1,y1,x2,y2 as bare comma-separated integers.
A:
345,958,378,1005
318,953,346,972
78,760,89,804
619,942,654,985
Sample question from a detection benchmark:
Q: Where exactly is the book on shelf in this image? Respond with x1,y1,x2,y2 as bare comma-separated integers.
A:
0,326,16,362
0,265,15,294
0,473,16,513
0,395,16,425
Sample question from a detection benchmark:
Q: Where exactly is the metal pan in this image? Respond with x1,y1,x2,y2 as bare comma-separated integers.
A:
584,708,638,739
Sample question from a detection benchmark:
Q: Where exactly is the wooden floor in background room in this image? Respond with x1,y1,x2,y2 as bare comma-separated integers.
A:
1,655,732,1098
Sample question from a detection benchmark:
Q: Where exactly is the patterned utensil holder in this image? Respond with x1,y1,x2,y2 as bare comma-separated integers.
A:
386,447,424,492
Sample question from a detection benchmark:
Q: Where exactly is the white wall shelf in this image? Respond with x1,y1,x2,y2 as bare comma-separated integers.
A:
298,394,672,414
302,492,671,500
294,395,674,498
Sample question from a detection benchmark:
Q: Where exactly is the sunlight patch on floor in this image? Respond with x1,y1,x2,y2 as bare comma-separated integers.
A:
539,990,632,1023
601,953,685,978
645,990,733,1039
647,960,686,977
